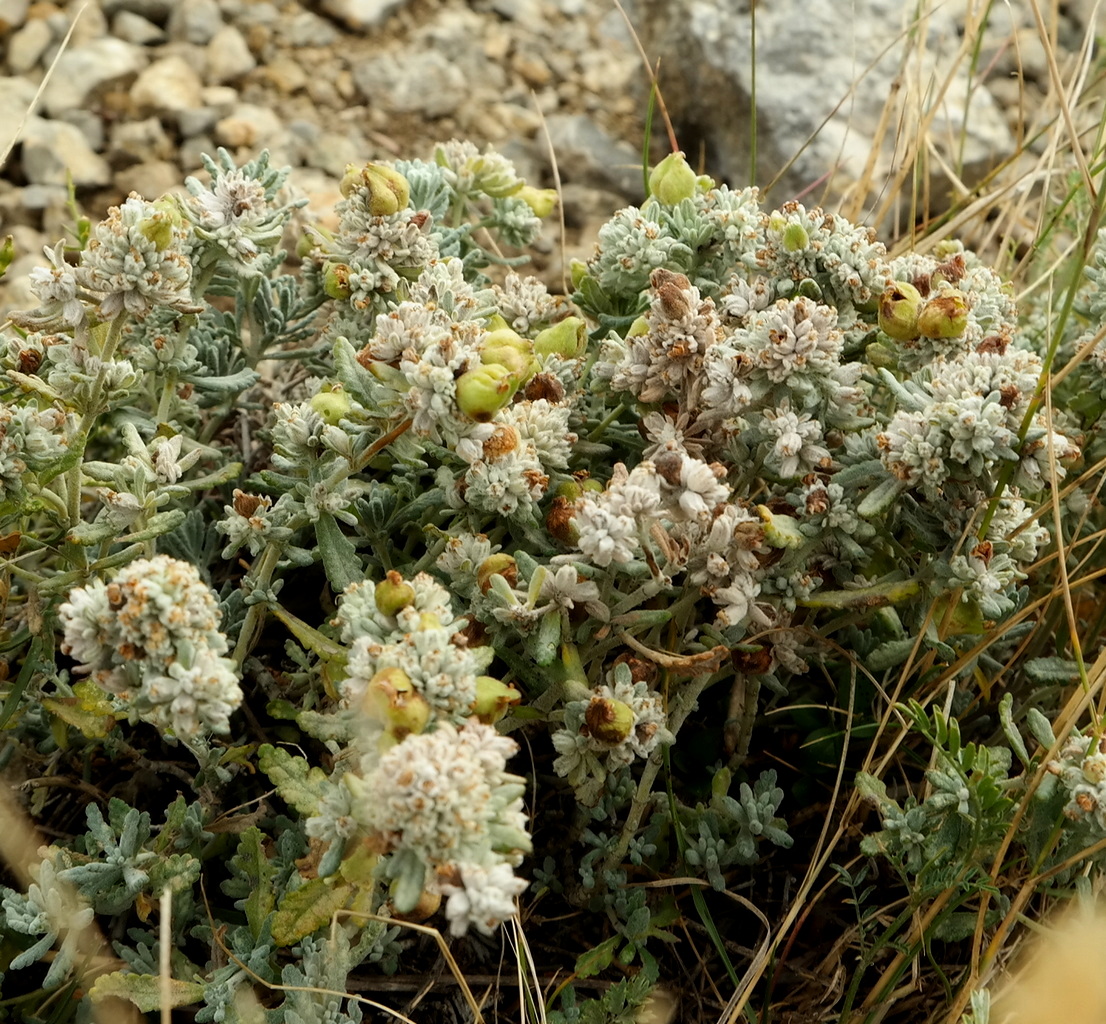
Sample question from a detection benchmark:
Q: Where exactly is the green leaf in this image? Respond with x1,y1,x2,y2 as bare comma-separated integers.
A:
89,972,205,1012
225,827,277,939
315,511,363,594
1023,657,1081,683
258,744,328,817
575,934,620,979
799,576,920,610
271,876,353,946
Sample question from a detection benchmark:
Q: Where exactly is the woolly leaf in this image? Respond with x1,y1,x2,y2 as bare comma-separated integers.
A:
90,971,206,1012
223,827,277,939
271,877,353,947
315,511,363,594
258,744,328,817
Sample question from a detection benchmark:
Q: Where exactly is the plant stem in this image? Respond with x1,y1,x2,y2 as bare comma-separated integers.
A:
597,669,719,878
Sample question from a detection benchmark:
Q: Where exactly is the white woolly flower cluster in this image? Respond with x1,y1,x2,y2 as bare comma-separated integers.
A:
552,665,674,802
75,195,202,321
346,720,530,936
337,572,490,720
608,268,722,404
0,403,71,502
756,201,889,309
1049,733,1106,833
573,451,731,569
877,342,1079,498
57,556,242,737
446,399,575,519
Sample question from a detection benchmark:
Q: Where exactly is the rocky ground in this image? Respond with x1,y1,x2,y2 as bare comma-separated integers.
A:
1,0,1101,319
0,0,648,313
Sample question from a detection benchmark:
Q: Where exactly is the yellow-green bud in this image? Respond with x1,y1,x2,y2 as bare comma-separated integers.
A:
626,316,650,338
455,363,517,422
322,261,352,300
374,570,415,616
477,553,517,593
362,667,430,740
340,162,410,216
138,204,178,251
581,477,605,493
517,184,559,218
534,316,587,360
916,290,969,339
471,676,521,724
479,328,535,379
569,259,589,290
756,505,804,549
584,695,635,745
782,222,810,252
878,281,924,341
648,151,697,205
556,480,584,501
309,386,352,426
418,612,442,630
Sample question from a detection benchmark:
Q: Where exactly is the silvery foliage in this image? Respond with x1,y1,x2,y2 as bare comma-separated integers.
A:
0,136,1097,1020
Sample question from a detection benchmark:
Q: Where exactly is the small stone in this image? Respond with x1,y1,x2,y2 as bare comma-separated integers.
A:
318,0,409,31
541,114,643,198
41,37,147,116
64,0,108,45
258,55,306,94
130,55,204,113
21,117,111,187
57,108,104,151
213,103,282,149
352,50,465,117
113,159,180,199
276,9,338,46
111,10,164,45
513,53,552,88
5,16,51,72
99,0,173,23
108,116,173,165
165,0,220,43
306,130,368,178
205,24,255,84
0,0,29,33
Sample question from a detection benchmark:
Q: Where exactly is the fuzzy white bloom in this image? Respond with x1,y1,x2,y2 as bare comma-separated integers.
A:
347,721,531,917
139,646,243,737
57,556,241,737
575,502,639,567
76,195,201,321
441,861,528,937
26,240,86,327
1050,733,1106,832
333,572,459,646
759,403,831,479
552,669,674,787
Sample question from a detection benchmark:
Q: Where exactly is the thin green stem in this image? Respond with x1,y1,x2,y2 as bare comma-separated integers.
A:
597,669,719,878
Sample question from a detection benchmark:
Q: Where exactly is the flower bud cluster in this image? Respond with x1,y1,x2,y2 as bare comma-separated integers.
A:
58,556,242,737
346,720,530,936
1049,733,1106,832
552,663,674,801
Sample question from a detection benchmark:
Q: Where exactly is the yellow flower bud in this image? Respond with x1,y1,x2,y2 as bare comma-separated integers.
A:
916,290,969,339
374,570,415,616
471,676,521,724
534,316,587,360
309,386,352,426
455,363,517,422
340,162,410,216
584,695,635,745
648,151,697,205
517,184,559,218
878,281,923,341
